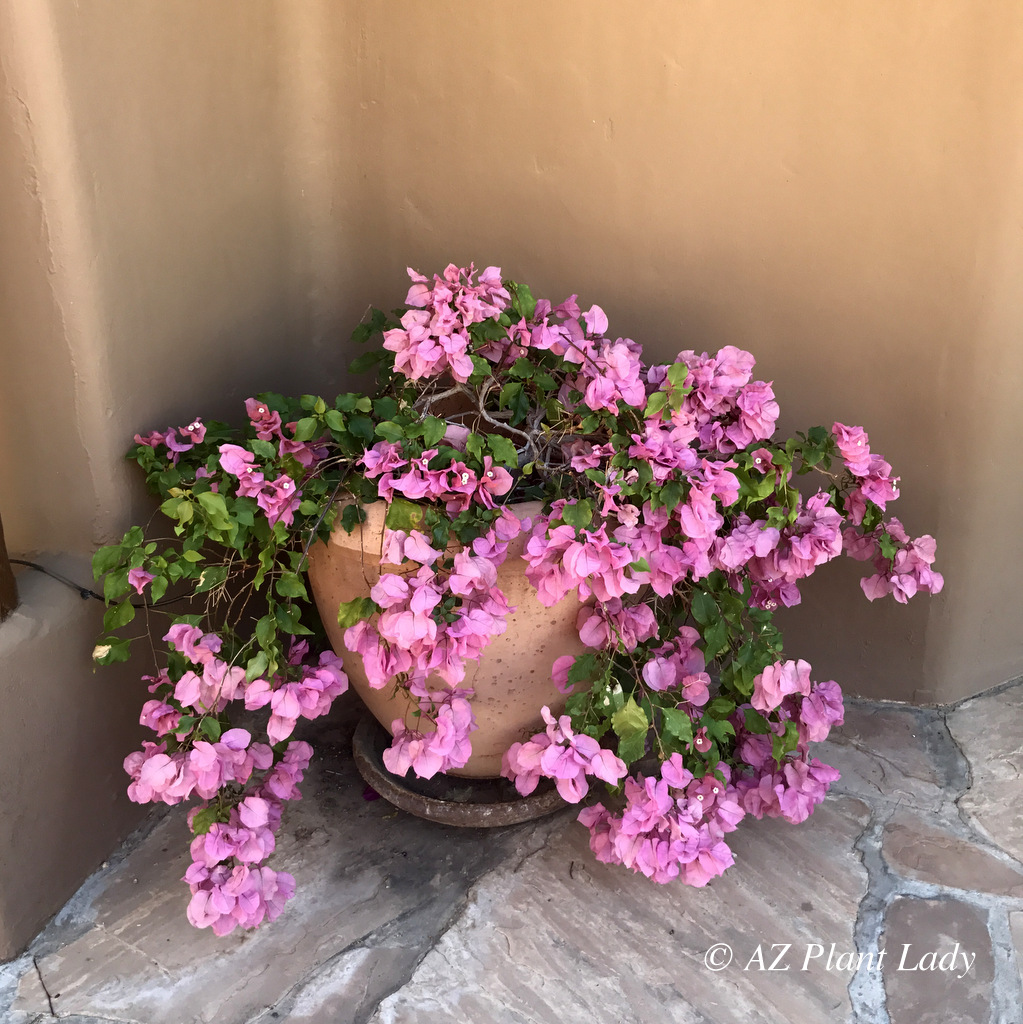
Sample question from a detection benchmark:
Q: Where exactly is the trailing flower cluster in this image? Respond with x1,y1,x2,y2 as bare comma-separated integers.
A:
95,262,942,930
124,629,345,934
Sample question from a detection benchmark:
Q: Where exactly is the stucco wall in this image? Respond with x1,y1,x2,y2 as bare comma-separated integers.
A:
0,0,354,958
334,0,1023,705
1,0,1021,957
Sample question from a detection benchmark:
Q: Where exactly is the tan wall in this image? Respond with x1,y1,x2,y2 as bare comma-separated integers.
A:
1,0,1021,955
335,0,1023,705
0,0,359,957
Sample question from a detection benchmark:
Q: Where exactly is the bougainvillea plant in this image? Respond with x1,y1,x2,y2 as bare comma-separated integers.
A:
94,262,942,934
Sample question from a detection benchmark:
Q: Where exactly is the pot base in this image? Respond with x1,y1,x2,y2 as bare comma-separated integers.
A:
351,715,566,828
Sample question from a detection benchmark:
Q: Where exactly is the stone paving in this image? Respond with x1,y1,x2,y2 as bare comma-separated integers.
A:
2,680,1022,1024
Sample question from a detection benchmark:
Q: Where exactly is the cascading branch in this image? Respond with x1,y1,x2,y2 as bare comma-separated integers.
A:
94,262,942,932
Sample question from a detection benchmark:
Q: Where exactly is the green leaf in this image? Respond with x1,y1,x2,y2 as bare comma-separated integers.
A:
691,590,718,626
422,416,447,447
508,357,535,379
232,496,257,527
348,351,383,374
561,499,593,531
198,717,222,741
275,572,308,600
336,596,377,628
103,567,130,602
743,709,772,735
160,496,184,521
196,491,231,529
566,653,599,689
617,730,648,766
499,381,523,412
275,603,310,634
372,397,398,420
182,549,204,562
103,600,135,632
292,417,319,443
644,390,668,419
190,806,221,836
149,576,168,603
703,716,735,744
666,362,689,388
249,439,278,461
465,433,484,462
246,651,269,682
340,503,366,534
611,696,649,739
487,434,519,467
660,481,684,511
385,497,425,532
703,617,729,659
348,415,375,443
194,564,229,594
255,614,276,647
771,732,788,765
706,697,736,718
92,544,124,579
324,409,346,432
661,707,694,744
509,281,537,320
878,531,898,561
374,420,405,443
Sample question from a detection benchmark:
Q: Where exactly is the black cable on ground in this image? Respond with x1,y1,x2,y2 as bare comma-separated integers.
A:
9,559,182,609
9,559,102,600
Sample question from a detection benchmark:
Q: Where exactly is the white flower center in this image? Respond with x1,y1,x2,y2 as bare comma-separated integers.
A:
460,472,469,484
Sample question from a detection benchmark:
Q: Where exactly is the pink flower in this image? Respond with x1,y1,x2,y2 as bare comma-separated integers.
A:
245,398,282,440
139,699,180,736
751,659,814,714
383,697,477,779
502,707,627,802
128,568,154,594
799,680,845,742
832,422,872,476
219,444,265,497
256,475,301,528
164,624,222,665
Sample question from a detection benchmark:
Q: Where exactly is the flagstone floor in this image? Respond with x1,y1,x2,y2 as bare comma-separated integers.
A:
2,680,1022,1024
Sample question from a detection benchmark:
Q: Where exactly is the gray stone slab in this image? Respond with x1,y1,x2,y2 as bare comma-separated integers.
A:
947,682,1023,863
369,796,872,1024
882,810,1023,896
9,704,554,1024
1011,911,1023,993
881,896,993,1024
815,701,963,813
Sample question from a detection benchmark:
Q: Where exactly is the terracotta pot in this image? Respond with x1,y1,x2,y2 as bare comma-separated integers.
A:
306,500,589,778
